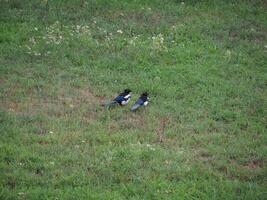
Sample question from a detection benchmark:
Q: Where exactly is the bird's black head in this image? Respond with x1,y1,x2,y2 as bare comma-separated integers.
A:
124,89,132,94
142,92,148,96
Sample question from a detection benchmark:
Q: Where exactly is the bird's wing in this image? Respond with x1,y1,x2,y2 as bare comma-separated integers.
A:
114,95,124,103
131,98,144,111
135,98,144,105
131,103,140,111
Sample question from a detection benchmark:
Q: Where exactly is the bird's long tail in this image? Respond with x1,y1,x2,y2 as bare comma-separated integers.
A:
131,104,140,111
101,100,118,108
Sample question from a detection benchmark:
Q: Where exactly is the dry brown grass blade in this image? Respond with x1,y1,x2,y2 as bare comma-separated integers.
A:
155,116,169,143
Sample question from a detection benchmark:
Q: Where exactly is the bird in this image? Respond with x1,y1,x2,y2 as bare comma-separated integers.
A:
103,89,132,108
131,92,149,111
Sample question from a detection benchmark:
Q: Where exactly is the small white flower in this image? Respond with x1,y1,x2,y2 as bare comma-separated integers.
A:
117,30,123,34
29,37,36,44
146,144,155,151
34,27,38,31
164,160,170,165
25,45,31,50
226,50,231,56
150,147,155,151
49,131,53,134
34,52,41,56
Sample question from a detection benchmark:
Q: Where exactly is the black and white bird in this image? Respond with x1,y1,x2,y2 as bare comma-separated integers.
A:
131,92,149,111
103,89,132,107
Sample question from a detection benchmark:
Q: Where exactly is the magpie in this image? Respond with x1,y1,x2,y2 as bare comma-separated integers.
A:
131,92,149,111
103,89,132,107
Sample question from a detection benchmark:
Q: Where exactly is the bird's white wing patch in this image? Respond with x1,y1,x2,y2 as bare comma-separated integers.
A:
144,101,148,106
124,94,131,99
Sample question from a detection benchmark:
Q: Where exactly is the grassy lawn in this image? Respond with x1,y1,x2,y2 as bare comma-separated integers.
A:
0,0,266,199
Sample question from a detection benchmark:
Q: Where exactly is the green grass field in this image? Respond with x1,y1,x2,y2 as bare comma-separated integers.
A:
0,0,266,199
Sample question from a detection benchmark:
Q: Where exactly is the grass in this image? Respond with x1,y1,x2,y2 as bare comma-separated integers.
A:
0,0,266,199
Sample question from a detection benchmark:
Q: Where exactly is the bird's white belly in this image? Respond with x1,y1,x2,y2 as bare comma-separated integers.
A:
121,98,130,105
